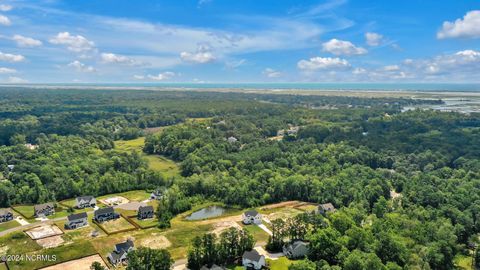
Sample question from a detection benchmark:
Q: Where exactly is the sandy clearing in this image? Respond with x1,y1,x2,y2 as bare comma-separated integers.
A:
260,201,300,210
39,254,107,270
36,235,64,248
139,234,171,249
26,225,63,240
211,220,242,235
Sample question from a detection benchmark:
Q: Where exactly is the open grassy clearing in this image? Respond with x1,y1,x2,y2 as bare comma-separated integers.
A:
240,223,270,244
267,257,294,270
7,240,98,270
0,262,7,270
454,254,474,270
98,216,136,234
130,217,158,228
114,137,180,178
0,220,20,232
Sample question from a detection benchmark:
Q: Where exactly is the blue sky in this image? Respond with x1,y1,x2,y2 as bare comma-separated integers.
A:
0,0,479,83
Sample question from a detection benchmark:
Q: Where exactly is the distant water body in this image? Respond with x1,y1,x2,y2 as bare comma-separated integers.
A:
10,83,480,92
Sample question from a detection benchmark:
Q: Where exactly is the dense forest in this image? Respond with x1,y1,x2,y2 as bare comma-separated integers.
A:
0,87,479,269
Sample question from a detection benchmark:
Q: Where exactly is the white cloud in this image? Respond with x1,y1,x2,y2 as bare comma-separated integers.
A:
0,15,11,26
0,5,12,12
365,32,383,46
180,45,216,64
297,57,350,71
0,67,16,74
7,76,27,83
322,39,367,56
101,53,141,65
263,68,282,78
438,10,480,39
225,59,246,69
50,32,95,52
12,35,42,47
0,52,25,62
133,75,145,80
147,71,175,81
383,65,400,71
68,60,96,72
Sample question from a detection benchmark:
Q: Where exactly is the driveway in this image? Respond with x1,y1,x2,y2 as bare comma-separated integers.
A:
257,223,273,236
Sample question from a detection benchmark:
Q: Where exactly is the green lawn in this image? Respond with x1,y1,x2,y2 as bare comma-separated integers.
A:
11,205,34,219
7,240,98,270
98,216,136,234
268,257,294,270
0,263,7,270
241,223,270,244
0,220,20,232
114,137,180,178
130,217,158,228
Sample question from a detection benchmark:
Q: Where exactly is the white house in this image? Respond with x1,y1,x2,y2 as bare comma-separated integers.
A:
227,136,238,143
242,210,262,225
242,250,265,270
75,196,96,209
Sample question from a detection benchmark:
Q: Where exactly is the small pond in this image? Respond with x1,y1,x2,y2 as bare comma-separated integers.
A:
186,205,227,220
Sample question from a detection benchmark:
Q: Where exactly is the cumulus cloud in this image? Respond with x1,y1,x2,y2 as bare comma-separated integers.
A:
50,32,95,52
352,67,367,75
365,32,383,46
68,60,96,72
263,68,282,78
297,57,350,71
180,45,216,64
101,53,141,65
0,4,12,11
437,10,480,39
0,52,25,62
12,35,42,47
0,67,16,74
0,15,11,26
322,39,367,56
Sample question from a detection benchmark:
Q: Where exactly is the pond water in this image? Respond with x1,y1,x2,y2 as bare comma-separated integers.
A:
186,205,227,220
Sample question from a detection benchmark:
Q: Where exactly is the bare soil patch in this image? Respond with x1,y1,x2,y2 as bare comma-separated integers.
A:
36,235,64,248
139,233,171,249
99,196,129,206
260,201,300,210
211,221,242,235
39,254,106,270
26,225,63,240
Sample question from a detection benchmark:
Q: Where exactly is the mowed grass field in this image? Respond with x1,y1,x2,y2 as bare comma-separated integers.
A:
0,220,20,232
114,137,180,178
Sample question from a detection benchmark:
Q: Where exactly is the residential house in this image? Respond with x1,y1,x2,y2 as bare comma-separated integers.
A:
317,203,336,215
150,189,163,200
65,212,88,229
137,205,154,220
0,209,13,223
287,126,300,135
242,210,262,225
94,207,119,222
7,165,14,171
242,250,265,270
34,203,55,217
283,240,309,259
108,239,135,266
75,196,96,209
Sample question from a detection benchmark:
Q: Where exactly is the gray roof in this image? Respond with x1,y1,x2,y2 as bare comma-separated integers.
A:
34,203,54,212
0,208,12,216
95,207,114,216
243,250,262,262
291,240,308,250
138,205,154,213
244,210,259,217
115,239,134,252
67,212,87,221
76,196,94,202
319,203,336,211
